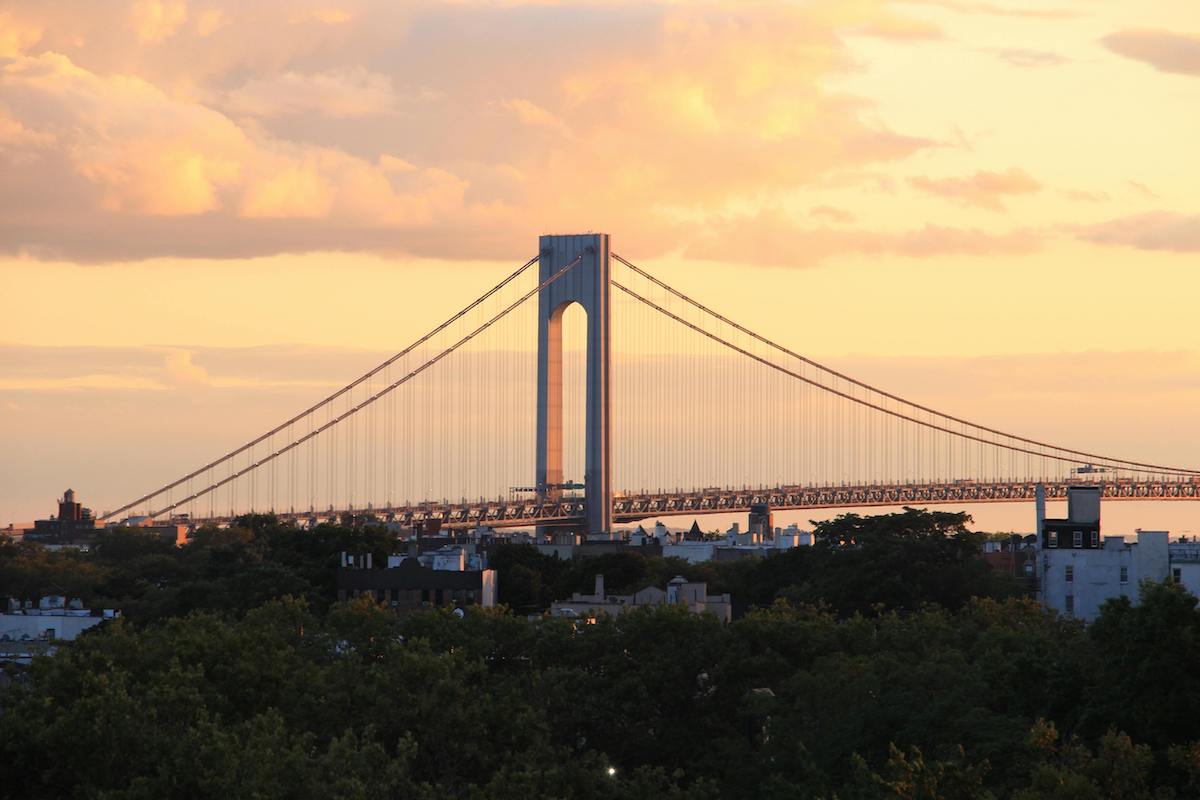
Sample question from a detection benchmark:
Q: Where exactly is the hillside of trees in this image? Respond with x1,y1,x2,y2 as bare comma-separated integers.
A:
2,510,1199,798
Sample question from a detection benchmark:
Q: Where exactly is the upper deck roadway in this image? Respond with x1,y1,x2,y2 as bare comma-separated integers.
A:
184,477,1200,530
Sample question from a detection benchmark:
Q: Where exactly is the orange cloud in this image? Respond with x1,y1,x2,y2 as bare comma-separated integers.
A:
908,168,1041,212
0,49,469,240
195,9,230,37
500,98,572,137
0,110,56,155
810,205,856,224
0,1,939,264
2,52,245,216
130,0,188,44
239,161,334,219
0,10,43,56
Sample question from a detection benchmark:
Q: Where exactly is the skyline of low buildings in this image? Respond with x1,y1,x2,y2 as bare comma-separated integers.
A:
551,574,733,624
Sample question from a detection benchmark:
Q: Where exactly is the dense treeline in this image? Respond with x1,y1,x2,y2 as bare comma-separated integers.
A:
495,508,1021,616
0,514,394,623
2,510,1199,798
4,591,1200,798
1,509,1016,623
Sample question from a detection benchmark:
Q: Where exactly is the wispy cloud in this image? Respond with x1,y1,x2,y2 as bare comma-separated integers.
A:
0,344,360,393
908,168,1041,212
0,375,169,392
987,48,1068,68
1059,188,1109,203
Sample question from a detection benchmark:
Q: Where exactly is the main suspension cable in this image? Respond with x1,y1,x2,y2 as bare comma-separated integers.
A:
102,256,541,520
613,252,1200,477
612,279,1197,477
146,257,583,519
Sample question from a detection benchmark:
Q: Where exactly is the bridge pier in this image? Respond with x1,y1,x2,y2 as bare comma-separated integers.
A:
536,233,612,535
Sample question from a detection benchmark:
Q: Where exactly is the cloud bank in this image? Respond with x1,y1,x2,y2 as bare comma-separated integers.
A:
0,0,954,265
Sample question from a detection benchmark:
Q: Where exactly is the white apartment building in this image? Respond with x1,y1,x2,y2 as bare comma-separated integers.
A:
1036,484,1190,621
1,596,113,664
1040,529,1169,621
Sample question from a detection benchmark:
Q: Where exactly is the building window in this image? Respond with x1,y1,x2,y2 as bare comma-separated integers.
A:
1174,568,1182,584
1065,565,1074,583
1120,566,1128,584
1065,595,1074,615
1073,531,1082,548
1047,531,1057,548
1090,531,1099,547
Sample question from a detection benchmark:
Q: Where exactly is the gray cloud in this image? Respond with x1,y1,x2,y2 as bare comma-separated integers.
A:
1102,29,1200,76
1077,212,1200,253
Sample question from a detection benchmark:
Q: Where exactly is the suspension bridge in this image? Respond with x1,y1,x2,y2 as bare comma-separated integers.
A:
100,234,1200,531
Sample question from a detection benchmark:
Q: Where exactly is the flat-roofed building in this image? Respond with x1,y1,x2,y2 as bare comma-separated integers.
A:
336,552,497,610
1037,485,1172,620
551,574,732,623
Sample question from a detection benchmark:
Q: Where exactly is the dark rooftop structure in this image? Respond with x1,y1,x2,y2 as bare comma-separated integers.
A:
336,553,497,610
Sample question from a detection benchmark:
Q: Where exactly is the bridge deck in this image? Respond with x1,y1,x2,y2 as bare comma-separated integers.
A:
178,479,1200,530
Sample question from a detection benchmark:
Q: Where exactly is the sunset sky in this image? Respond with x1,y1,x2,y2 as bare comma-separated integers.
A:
2,0,1198,532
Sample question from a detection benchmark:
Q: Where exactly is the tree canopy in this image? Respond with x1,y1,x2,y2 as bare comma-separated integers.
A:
1,510,1196,798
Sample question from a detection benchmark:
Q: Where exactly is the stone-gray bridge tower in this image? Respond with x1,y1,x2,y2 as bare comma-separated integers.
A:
535,233,612,534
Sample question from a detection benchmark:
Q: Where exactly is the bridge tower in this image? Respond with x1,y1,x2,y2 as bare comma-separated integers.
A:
536,233,612,534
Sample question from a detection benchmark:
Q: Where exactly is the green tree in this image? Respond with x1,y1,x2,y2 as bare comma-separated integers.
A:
847,744,995,800
1015,720,1170,800
1085,581,1200,748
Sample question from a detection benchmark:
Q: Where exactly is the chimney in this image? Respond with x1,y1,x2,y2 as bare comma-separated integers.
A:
594,574,605,600
667,575,687,605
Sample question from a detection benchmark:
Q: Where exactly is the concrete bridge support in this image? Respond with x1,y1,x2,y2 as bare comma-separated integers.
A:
535,233,612,534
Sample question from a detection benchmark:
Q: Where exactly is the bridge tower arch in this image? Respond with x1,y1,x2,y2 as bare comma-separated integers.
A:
536,233,612,534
